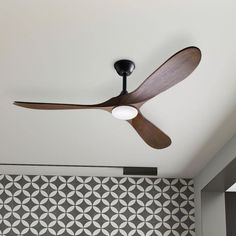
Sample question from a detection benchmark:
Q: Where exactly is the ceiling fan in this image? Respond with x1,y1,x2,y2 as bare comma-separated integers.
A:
14,47,201,149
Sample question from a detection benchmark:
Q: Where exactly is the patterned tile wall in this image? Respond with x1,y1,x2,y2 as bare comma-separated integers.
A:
0,175,194,236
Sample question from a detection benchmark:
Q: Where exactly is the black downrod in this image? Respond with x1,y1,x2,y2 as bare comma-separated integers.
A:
121,74,127,95
114,59,135,96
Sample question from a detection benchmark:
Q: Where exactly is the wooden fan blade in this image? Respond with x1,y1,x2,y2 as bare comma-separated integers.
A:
121,46,201,105
14,96,121,111
128,112,171,149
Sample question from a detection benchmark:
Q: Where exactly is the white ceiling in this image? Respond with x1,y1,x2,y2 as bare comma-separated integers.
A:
1,0,236,178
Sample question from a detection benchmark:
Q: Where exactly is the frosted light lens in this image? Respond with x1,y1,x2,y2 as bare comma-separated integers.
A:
112,106,138,120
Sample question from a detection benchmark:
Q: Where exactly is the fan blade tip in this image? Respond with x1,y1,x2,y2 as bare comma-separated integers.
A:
186,46,201,51
157,139,172,149
13,101,33,109
193,46,201,54
13,101,20,106
149,134,171,149
190,46,202,57
14,101,26,105
153,144,171,149
184,46,202,67
166,139,172,148
185,46,202,56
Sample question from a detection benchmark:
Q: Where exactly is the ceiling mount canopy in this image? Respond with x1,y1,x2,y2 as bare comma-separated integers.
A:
114,59,135,95
14,46,201,149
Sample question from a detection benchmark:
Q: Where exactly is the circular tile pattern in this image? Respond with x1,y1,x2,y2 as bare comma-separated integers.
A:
0,175,194,236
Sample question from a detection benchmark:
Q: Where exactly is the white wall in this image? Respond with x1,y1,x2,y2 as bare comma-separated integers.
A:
194,134,236,236
201,192,226,236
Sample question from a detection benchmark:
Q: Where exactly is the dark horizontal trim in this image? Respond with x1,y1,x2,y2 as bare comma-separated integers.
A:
0,163,158,176
123,167,158,176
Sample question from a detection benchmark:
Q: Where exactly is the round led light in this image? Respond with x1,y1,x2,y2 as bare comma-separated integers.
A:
112,106,138,120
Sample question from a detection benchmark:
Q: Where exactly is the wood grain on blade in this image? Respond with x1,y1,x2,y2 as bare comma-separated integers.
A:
13,101,114,111
128,112,171,149
121,47,201,105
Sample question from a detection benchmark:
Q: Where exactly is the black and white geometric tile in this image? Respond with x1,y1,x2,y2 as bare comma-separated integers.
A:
0,175,194,236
